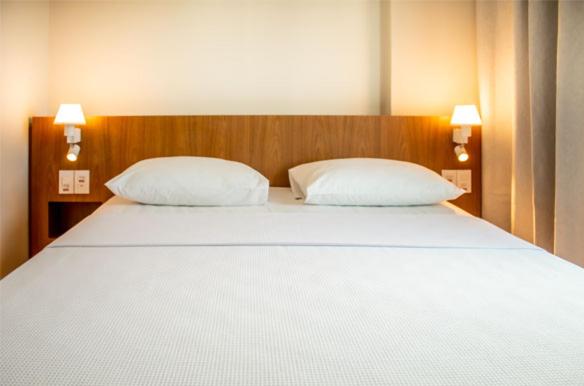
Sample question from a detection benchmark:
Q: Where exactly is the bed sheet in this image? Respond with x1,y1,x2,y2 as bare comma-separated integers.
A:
2,188,584,385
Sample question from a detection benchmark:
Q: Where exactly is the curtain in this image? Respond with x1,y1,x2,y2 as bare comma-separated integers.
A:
476,0,584,267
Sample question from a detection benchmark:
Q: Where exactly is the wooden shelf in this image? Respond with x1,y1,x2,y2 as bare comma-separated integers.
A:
48,201,102,239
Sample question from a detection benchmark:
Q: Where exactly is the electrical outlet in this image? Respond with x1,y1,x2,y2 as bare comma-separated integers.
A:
74,170,90,194
457,170,472,193
441,169,471,193
59,170,75,194
441,170,458,185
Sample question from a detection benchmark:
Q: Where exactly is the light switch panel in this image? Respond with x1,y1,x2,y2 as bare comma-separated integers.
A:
457,170,472,193
441,170,458,185
59,170,75,194
74,170,90,194
441,169,472,194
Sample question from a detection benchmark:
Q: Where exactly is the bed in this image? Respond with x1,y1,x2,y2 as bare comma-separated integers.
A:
2,187,584,385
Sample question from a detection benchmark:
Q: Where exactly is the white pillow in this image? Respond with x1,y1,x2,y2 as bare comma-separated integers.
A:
288,158,463,206
106,157,269,206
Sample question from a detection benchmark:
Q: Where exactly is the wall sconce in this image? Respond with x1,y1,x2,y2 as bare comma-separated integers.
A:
450,104,481,162
66,144,81,162
54,104,86,162
454,144,469,162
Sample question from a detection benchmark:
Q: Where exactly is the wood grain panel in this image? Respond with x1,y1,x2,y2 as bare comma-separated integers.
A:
30,115,481,256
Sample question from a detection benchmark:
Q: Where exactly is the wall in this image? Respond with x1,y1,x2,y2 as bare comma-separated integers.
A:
47,0,478,117
390,0,478,115
49,0,381,116
0,1,50,277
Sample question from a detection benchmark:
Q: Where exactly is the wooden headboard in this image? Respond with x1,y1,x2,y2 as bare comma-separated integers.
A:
30,115,481,255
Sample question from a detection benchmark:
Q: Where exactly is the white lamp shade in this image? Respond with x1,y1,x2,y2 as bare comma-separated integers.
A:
54,104,86,125
450,105,481,126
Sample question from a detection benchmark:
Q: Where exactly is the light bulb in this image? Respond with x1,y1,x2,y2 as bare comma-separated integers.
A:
66,144,80,162
458,153,469,162
455,145,469,162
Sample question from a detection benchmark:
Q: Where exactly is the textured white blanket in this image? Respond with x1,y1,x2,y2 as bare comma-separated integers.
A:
2,194,584,385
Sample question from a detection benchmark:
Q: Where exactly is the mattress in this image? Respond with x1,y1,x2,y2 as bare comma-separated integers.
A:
2,188,584,385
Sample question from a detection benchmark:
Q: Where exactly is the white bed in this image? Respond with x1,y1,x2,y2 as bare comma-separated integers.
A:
2,188,584,385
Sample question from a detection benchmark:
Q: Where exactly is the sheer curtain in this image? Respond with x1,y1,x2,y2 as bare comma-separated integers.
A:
476,0,584,266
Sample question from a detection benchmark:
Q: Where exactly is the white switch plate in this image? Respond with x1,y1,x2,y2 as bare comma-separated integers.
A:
74,170,90,194
59,170,75,194
457,170,472,193
441,170,458,185
441,169,472,194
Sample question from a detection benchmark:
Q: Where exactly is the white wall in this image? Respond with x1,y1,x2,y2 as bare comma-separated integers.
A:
49,0,381,116
0,1,50,277
390,0,478,115
47,0,478,117
0,0,479,120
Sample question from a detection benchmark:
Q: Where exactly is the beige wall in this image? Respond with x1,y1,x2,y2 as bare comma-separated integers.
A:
49,0,381,116
0,1,50,277
390,0,478,115
47,0,478,117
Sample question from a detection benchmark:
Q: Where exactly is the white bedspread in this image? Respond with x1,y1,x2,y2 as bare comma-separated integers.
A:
2,189,584,385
